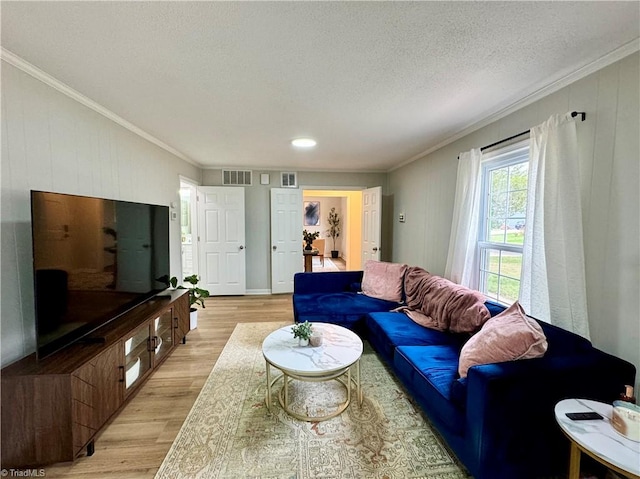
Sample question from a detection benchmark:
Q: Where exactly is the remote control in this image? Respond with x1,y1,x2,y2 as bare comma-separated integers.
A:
565,411,603,421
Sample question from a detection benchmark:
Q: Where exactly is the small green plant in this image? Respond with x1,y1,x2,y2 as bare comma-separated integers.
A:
161,275,210,309
181,274,210,309
291,321,313,341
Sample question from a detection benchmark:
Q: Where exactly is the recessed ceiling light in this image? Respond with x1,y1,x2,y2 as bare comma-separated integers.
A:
291,138,317,148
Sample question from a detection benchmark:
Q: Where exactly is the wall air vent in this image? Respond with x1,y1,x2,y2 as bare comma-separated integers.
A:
222,170,252,186
281,172,298,188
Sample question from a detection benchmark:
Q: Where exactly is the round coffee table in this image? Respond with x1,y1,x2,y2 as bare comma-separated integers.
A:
555,398,640,479
262,322,363,422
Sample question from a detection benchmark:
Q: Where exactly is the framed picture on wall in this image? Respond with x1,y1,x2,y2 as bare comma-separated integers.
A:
304,201,320,226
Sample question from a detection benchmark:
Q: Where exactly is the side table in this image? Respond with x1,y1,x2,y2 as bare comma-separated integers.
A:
555,398,640,479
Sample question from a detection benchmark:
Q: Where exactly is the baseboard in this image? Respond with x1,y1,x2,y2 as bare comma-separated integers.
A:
246,289,272,295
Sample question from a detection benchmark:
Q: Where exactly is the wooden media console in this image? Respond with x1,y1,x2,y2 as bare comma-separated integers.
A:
1,289,190,468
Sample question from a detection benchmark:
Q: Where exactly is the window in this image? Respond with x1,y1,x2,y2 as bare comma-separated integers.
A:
478,141,529,304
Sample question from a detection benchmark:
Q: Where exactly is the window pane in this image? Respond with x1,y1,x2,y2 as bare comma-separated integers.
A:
500,252,522,279
485,272,499,299
507,190,527,218
487,219,501,242
509,162,528,190
489,227,505,243
488,249,500,274
499,277,520,304
490,192,507,220
490,168,508,193
506,229,524,245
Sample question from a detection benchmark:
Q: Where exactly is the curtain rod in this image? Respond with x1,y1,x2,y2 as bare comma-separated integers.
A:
480,111,586,152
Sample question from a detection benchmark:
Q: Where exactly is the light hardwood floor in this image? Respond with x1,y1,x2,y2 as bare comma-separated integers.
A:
44,294,294,478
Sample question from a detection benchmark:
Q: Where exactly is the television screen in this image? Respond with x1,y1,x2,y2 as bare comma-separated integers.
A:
31,191,170,359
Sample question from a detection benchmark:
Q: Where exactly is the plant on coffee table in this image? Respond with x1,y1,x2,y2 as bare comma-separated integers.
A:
291,321,313,343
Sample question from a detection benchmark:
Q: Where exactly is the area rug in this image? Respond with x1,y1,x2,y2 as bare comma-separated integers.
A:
155,322,470,479
312,257,340,272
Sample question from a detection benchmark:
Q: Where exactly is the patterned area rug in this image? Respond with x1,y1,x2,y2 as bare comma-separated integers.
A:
312,257,340,271
155,322,470,479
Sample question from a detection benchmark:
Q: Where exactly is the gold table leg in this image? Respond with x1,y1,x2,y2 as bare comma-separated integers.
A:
356,359,362,405
568,441,581,479
265,360,272,412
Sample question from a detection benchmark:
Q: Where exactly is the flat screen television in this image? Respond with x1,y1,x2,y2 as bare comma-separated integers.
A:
31,191,170,359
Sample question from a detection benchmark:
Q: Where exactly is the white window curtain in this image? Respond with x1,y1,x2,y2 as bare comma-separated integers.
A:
445,148,483,288
520,113,590,339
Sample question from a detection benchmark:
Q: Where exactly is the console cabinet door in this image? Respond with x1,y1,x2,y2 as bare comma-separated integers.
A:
71,342,122,455
94,342,123,425
123,324,152,396
153,309,174,365
174,293,190,342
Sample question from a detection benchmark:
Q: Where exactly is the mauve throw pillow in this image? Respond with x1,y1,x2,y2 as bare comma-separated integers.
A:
361,260,407,302
458,301,548,378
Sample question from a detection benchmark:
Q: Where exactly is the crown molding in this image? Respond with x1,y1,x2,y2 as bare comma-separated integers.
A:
390,39,640,172
201,164,388,174
1,48,200,168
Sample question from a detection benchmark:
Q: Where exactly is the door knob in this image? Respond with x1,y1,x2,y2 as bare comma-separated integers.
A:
272,245,277,251
372,247,378,252
239,245,245,250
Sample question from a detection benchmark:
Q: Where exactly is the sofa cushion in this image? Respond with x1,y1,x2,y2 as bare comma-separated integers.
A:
450,377,468,410
394,345,466,434
292,292,398,331
458,301,548,378
366,312,466,364
361,260,407,302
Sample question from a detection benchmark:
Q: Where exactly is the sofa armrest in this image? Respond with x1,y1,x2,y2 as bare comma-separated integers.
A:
293,271,364,294
465,351,635,478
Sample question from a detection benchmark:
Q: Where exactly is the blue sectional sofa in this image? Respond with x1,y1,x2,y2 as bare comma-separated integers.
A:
293,270,636,479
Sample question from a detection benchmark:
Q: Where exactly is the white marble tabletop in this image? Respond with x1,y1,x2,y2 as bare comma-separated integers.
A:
555,398,640,477
262,323,363,377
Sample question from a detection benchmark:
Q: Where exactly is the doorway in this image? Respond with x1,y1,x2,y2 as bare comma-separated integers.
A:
302,189,364,271
179,179,199,278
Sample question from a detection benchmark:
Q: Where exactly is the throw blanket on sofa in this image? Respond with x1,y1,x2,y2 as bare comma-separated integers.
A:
395,266,490,333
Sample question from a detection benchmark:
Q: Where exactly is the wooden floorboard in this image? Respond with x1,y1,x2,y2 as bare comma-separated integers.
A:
43,294,294,479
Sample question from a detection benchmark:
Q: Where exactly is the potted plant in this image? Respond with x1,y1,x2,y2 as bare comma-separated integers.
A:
303,229,320,251
291,320,313,346
326,207,341,258
164,275,210,330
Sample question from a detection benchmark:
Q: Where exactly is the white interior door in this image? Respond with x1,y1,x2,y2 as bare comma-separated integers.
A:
362,186,382,264
270,188,303,294
197,187,246,295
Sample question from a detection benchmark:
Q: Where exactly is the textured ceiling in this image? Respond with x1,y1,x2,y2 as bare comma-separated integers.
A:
2,2,639,172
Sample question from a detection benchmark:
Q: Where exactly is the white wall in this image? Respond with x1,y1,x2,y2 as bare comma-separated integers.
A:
389,52,640,389
201,169,386,292
1,62,201,367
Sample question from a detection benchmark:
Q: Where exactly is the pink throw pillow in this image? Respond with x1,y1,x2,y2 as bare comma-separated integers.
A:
458,301,548,378
361,260,407,302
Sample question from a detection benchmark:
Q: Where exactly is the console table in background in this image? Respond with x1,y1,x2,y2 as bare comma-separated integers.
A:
303,250,318,272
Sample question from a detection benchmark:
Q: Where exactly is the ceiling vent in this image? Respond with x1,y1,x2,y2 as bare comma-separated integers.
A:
222,169,252,186
281,172,298,188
